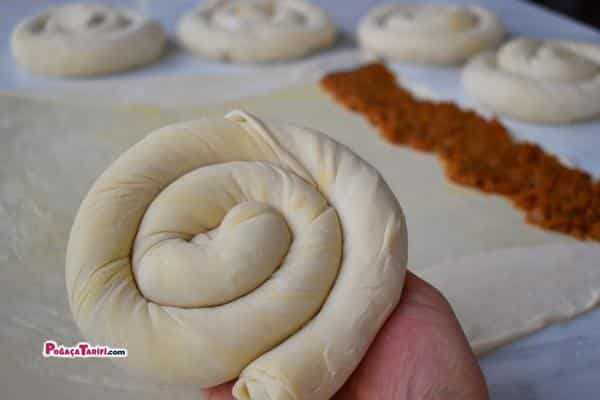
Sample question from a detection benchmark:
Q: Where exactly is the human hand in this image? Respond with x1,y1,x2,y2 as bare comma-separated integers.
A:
204,271,489,400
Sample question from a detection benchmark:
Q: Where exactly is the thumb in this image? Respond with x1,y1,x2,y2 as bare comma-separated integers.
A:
203,382,234,400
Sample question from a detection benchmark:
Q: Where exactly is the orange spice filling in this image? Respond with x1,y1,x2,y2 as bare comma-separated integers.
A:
320,63,600,241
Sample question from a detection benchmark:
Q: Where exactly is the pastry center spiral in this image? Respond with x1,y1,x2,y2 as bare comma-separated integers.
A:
498,38,599,82
42,4,132,36
206,0,306,30
132,161,340,308
382,5,476,34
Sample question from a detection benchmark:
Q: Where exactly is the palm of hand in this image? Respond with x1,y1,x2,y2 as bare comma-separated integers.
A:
206,273,489,400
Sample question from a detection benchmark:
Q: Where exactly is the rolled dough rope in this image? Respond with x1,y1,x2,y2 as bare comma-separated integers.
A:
462,37,600,124
11,3,166,77
65,110,407,400
357,3,505,65
177,0,336,63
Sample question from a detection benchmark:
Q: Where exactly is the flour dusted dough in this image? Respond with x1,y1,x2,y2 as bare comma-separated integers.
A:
65,110,407,399
357,3,504,65
177,0,336,63
3,87,600,399
421,243,600,355
463,38,600,124
11,3,166,77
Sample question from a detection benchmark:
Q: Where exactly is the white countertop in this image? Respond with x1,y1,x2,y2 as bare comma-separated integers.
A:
1,1,600,399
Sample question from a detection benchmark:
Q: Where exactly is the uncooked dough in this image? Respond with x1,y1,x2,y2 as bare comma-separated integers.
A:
462,37,600,124
65,110,407,399
357,3,504,65
177,0,336,63
11,3,166,77
2,83,599,400
421,243,600,355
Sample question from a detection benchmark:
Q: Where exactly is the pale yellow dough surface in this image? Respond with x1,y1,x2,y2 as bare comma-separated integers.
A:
2,83,600,400
177,0,336,63
66,110,407,399
358,3,504,65
11,3,166,77
463,37,600,123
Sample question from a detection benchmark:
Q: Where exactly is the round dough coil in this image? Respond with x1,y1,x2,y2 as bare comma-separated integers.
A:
66,111,407,400
463,37,600,123
358,3,504,65
11,3,166,77
177,0,336,63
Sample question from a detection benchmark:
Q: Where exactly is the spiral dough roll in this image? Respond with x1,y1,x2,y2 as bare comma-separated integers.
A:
11,3,166,77
358,3,504,65
66,111,407,400
463,37,600,124
177,0,336,63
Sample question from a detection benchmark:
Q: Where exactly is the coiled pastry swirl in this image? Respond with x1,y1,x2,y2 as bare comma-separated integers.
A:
66,111,407,400
11,3,166,77
358,3,504,65
177,0,336,63
463,37,600,123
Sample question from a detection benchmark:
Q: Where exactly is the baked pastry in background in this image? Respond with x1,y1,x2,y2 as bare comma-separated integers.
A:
177,0,336,63
11,3,166,77
463,37,600,123
66,110,407,400
358,3,504,65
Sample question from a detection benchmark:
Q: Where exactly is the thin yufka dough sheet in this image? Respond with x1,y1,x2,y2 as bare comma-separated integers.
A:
1,86,599,400
0,95,199,400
